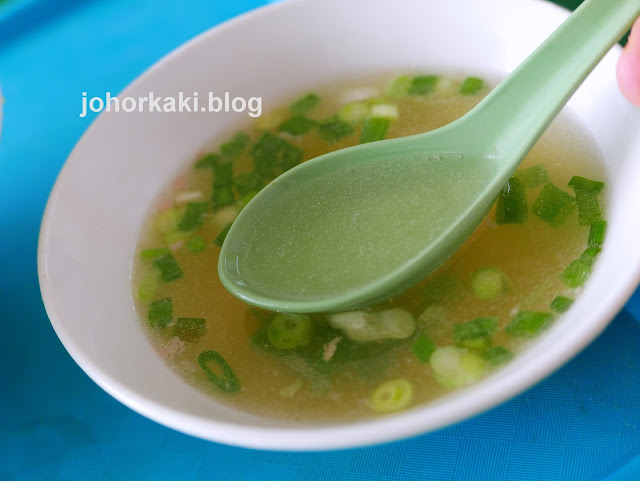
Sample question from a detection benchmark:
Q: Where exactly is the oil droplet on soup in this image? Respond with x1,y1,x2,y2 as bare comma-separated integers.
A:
132,73,607,421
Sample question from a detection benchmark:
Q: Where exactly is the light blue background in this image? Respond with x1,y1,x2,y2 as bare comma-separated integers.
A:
1,0,639,479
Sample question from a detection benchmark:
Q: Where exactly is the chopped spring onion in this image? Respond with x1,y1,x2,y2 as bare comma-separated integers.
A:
197,350,241,393
175,190,204,204
148,298,173,329
386,75,412,97
369,379,413,413
251,132,285,176
212,185,235,210
327,311,370,336
214,223,232,247
280,142,303,171
588,220,607,248
174,317,206,342
153,208,181,234
560,258,590,288
573,190,603,226
339,102,369,125
550,295,573,313
138,268,162,301
278,115,316,136
567,176,605,192
459,77,485,95
560,247,600,288
280,380,303,399
140,247,171,260
186,236,208,254
453,317,498,350
514,164,549,188
408,75,439,95
482,346,514,366
567,176,605,226
531,183,575,226
470,267,507,300
432,77,457,94
580,246,601,267
289,93,320,115
412,333,436,363
369,103,399,120
506,311,553,338
328,308,415,342
213,205,239,228
574,191,603,226
360,117,390,144
213,161,233,188
495,177,527,224
317,116,355,143
375,308,416,339
267,313,312,350
220,132,249,158
340,87,380,104
194,153,219,169
178,202,209,231
233,172,263,196
154,253,183,282
430,346,487,388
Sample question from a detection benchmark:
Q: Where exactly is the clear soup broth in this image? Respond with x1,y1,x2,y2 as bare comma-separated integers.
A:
132,73,607,421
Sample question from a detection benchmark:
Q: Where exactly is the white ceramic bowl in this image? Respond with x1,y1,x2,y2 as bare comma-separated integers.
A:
38,0,640,450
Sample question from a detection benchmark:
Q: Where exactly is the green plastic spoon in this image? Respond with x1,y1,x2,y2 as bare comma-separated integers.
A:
219,0,640,314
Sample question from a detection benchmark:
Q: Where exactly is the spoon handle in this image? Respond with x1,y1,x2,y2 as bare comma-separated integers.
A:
460,0,640,163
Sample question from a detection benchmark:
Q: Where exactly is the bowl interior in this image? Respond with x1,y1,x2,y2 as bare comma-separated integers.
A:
38,0,640,450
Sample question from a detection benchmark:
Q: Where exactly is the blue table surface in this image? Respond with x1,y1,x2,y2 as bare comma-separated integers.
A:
1,1,639,480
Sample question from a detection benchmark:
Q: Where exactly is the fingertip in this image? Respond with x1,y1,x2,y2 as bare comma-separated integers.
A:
617,20,640,106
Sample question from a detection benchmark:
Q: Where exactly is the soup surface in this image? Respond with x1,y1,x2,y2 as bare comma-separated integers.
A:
132,74,607,421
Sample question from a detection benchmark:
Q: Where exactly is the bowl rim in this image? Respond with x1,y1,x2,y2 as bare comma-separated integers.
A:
38,0,640,451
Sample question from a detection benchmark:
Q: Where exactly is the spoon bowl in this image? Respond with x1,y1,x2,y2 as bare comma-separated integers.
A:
220,134,500,312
